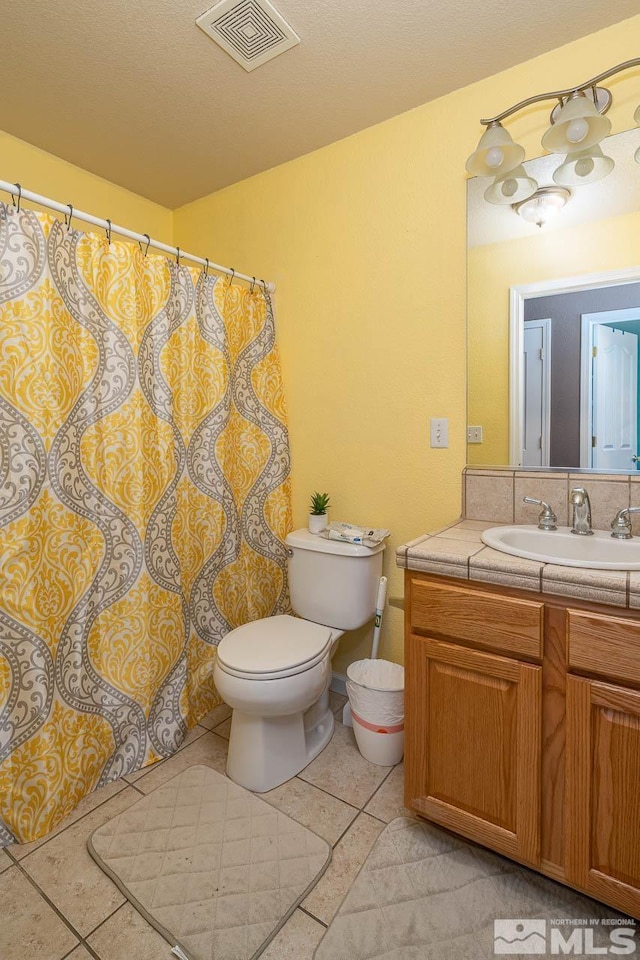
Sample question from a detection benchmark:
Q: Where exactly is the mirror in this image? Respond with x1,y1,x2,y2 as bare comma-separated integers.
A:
467,126,640,471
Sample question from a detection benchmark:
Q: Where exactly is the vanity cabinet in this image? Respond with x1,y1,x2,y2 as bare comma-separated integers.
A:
404,572,640,919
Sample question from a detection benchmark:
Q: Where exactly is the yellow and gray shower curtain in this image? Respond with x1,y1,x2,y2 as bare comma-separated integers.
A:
0,204,292,844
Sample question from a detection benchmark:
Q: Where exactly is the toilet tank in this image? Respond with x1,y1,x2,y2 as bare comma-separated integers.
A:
285,528,385,630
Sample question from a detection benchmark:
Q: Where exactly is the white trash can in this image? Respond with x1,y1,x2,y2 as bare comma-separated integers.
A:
346,659,404,766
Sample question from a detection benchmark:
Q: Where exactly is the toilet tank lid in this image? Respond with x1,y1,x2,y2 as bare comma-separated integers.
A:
285,528,385,557
217,615,333,675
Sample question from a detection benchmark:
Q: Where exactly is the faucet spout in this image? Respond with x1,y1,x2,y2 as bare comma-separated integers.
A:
570,487,594,536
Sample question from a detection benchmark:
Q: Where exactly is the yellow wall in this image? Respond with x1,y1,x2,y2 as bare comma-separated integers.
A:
468,208,640,465
0,130,172,240
174,14,640,672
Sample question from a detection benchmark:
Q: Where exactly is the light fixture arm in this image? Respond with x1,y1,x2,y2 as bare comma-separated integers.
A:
480,57,640,125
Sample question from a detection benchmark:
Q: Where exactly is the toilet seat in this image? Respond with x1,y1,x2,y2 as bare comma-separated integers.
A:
217,615,334,680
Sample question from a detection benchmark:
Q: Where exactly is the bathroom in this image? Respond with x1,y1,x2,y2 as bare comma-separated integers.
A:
2,2,640,958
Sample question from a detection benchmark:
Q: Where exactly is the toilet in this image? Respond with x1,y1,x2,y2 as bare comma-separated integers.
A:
214,528,385,792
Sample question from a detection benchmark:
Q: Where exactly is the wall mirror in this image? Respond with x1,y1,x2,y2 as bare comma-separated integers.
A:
467,126,640,472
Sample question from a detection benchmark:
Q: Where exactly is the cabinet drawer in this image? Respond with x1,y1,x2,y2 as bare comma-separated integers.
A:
410,578,543,659
567,610,640,687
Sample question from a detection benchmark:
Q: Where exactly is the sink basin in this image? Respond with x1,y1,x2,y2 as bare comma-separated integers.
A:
481,525,640,570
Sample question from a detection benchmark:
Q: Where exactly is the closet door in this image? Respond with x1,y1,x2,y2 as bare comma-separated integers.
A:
405,634,541,866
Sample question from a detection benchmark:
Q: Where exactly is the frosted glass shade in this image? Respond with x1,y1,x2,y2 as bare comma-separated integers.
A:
552,145,614,186
514,188,570,227
635,104,640,125
466,123,525,177
484,165,538,205
542,93,611,154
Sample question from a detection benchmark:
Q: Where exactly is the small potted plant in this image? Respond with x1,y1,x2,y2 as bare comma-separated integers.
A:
309,492,330,534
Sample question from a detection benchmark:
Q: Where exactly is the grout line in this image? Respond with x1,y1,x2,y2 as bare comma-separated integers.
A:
289,776,362,816
298,904,328,928
83,900,128,941
12,856,96,948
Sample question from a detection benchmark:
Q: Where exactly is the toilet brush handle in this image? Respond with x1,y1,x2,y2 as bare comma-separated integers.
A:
375,576,388,613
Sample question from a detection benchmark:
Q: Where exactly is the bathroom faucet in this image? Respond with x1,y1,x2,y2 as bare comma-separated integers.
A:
523,497,557,531
610,506,640,539
569,487,593,536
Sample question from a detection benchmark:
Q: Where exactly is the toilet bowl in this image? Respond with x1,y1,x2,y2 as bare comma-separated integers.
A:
215,527,385,793
214,615,341,792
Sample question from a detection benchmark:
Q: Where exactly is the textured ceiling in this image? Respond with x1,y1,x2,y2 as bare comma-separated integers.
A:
1,0,639,207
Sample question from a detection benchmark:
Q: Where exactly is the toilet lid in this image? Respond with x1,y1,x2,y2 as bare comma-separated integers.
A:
217,615,333,679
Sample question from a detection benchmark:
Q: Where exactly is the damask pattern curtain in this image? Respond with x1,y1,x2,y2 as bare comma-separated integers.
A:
0,204,292,845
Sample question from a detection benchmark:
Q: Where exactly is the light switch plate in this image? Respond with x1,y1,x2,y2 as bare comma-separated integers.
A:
430,417,449,448
467,425,483,444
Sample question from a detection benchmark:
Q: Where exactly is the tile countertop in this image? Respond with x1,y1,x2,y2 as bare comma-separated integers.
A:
396,519,640,609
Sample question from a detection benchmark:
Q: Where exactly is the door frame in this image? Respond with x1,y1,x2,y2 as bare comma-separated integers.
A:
509,267,640,466
523,318,552,467
580,308,640,468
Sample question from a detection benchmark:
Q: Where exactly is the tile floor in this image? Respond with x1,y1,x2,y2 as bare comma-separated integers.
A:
0,693,412,960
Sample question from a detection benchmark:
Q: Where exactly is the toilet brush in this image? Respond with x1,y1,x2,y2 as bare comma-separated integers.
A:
342,576,388,727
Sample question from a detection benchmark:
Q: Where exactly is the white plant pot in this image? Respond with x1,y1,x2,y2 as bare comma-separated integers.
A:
308,512,328,535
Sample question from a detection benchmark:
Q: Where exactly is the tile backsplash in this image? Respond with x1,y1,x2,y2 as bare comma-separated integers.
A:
464,467,637,533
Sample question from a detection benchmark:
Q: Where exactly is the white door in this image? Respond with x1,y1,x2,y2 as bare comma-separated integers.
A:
522,320,551,467
592,325,638,469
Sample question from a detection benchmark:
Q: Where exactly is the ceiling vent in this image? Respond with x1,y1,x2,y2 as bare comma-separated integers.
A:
196,0,300,72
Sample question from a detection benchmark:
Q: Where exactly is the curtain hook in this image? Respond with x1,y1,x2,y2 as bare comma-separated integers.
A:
250,276,256,294
202,257,209,277
260,279,271,303
12,183,22,212
138,233,151,257
226,267,235,287
64,203,73,231
105,218,112,244
176,246,181,267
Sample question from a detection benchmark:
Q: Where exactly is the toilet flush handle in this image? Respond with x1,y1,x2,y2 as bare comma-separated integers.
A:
285,547,294,557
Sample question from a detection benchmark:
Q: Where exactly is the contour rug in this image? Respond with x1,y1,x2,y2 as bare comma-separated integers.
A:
313,817,626,960
88,765,330,960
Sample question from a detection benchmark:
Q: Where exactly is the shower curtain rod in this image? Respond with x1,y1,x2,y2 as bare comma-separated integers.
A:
0,179,275,293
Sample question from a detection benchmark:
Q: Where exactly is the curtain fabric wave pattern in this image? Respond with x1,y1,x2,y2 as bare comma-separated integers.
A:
0,204,292,845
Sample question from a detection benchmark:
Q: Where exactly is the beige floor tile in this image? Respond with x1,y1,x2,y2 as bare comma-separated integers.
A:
0,866,79,960
328,691,347,716
65,948,95,960
198,702,232,731
364,763,413,822
213,716,231,740
8,778,128,861
124,725,210,784
302,813,384,924
1,848,13,871
87,903,173,960
21,787,140,937
261,908,326,960
298,722,392,807
263,776,358,845
132,731,228,794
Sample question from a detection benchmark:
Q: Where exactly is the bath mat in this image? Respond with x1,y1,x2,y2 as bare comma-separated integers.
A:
88,765,331,960
313,817,628,960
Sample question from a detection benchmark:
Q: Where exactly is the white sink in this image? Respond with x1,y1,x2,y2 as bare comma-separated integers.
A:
481,525,640,570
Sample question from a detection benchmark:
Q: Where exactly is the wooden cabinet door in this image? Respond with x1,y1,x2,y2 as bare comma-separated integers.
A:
405,634,541,865
566,676,640,918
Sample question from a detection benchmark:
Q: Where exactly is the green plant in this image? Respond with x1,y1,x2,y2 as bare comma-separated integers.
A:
309,492,331,515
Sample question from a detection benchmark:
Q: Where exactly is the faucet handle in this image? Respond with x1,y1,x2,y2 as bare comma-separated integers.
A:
611,506,640,540
523,496,557,531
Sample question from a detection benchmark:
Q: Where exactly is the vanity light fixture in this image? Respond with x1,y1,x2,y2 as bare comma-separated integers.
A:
484,164,537,205
467,58,640,201
513,187,571,228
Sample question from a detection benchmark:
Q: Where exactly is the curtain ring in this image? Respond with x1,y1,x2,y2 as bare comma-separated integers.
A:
64,203,73,231
11,183,22,212
138,233,150,257
176,246,181,266
226,267,235,287
105,218,112,244
250,276,256,294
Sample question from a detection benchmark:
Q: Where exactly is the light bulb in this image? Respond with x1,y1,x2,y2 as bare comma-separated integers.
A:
565,117,589,144
485,147,504,169
575,157,595,178
501,178,518,198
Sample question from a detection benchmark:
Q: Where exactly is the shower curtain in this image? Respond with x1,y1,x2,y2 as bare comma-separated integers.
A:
0,203,292,845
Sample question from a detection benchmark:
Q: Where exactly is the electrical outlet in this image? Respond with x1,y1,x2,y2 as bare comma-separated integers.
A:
430,417,449,448
467,425,483,444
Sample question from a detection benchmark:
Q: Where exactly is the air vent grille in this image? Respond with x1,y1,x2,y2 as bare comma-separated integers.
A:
196,0,299,72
